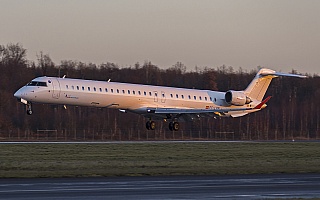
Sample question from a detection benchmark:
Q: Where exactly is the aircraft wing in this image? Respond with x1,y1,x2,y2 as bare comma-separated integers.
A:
139,106,256,121
142,96,272,120
150,107,253,114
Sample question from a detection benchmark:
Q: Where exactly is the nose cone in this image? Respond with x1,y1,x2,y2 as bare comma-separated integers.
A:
14,90,22,98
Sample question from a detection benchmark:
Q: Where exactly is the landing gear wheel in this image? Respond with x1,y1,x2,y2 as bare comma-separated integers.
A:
146,121,151,130
26,103,33,115
146,121,156,130
27,110,33,115
169,122,179,131
173,122,179,131
150,121,156,130
169,122,174,131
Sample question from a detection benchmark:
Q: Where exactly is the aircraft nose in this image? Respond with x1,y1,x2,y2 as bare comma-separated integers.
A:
14,89,23,99
14,91,20,98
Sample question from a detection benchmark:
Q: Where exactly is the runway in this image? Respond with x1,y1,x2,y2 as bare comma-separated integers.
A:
2,140,319,144
1,174,320,199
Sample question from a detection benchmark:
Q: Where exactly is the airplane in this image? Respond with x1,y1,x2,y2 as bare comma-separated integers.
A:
14,68,306,131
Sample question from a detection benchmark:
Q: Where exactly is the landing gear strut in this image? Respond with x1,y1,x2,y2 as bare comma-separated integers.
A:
146,120,156,130
26,103,32,115
169,121,179,131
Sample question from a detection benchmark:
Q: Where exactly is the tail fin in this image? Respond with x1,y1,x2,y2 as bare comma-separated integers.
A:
244,68,306,101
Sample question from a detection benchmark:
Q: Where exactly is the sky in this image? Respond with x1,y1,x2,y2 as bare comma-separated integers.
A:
1,0,319,74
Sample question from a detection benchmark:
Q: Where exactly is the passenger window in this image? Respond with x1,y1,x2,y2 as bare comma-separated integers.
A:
99,88,102,92
122,90,125,94
76,86,79,90
199,96,202,100
105,88,108,92
94,87,96,92
205,97,207,101
162,93,165,98
188,95,191,99
144,91,146,96
194,96,196,100
176,94,178,98
133,90,135,95
128,90,130,94
72,86,74,90
181,95,184,99
149,92,152,96
82,86,85,91
210,97,212,101
66,85,69,89
88,87,91,91
111,89,113,93
170,94,173,98
138,91,141,95
117,89,119,93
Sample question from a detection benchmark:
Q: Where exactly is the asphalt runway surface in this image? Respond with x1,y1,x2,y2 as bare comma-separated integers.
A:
1,174,320,199
2,140,320,144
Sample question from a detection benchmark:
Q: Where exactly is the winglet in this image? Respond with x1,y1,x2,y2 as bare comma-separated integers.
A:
254,96,272,109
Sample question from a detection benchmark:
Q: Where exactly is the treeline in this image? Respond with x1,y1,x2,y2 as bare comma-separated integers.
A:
0,43,319,141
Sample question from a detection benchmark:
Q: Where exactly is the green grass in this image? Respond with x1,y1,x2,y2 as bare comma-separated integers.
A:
0,142,320,178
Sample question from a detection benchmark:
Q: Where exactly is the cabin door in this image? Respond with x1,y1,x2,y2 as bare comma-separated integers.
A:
51,78,61,99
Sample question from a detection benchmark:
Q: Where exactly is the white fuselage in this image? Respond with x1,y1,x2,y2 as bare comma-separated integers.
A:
14,76,254,117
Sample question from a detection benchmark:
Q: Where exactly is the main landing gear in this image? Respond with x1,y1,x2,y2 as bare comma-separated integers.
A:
146,120,156,130
146,120,180,131
169,121,179,131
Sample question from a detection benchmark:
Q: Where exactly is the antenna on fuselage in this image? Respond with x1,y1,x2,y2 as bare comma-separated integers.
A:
107,79,111,82
62,75,66,78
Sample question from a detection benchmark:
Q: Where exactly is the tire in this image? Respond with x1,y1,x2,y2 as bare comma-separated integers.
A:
169,122,174,131
146,121,151,130
173,122,179,131
150,121,156,130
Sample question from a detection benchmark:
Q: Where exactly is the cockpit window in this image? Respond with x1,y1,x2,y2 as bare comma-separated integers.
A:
27,81,47,87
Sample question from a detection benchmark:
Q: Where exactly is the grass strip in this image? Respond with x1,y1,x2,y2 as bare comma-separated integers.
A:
0,142,320,178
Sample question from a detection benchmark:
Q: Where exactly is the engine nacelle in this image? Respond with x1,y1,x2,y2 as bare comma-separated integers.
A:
225,90,252,106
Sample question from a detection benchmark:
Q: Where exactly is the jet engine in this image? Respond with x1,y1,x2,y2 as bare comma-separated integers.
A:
225,90,252,106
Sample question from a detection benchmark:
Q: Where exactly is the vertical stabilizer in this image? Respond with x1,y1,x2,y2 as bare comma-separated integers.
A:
244,68,276,101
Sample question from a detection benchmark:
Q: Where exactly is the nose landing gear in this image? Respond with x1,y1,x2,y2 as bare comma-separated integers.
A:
26,103,33,115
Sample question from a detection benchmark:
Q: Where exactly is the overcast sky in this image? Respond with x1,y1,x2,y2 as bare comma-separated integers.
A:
1,0,319,74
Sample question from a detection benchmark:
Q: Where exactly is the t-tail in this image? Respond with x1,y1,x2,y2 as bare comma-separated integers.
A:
224,68,306,118
244,68,306,102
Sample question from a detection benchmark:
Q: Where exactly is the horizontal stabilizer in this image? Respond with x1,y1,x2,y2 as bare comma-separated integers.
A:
260,72,307,78
254,96,272,109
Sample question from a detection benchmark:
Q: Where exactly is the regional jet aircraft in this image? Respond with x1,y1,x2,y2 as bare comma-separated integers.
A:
14,68,306,131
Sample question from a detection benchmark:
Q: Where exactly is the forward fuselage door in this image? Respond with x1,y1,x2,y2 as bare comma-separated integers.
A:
51,78,61,99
